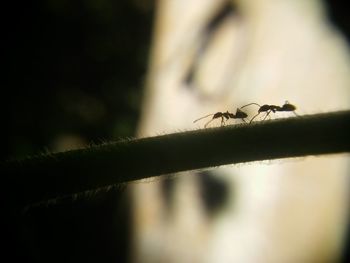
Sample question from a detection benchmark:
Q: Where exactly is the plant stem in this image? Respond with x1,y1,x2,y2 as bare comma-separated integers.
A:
2,110,350,206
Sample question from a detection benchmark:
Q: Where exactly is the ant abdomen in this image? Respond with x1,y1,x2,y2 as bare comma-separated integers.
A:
281,103,296,111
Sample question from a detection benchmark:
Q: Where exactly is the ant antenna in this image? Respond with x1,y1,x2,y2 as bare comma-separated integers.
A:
193,113,226,128
240,103,262,123
249,112,261,123
240,102,261,109
193,114,215,123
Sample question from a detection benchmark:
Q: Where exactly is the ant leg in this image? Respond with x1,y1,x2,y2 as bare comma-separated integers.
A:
262,110,271,121
249,113,260,124
204,118,216,128
292,111,299,117
221,117,226,126
269,112,273,120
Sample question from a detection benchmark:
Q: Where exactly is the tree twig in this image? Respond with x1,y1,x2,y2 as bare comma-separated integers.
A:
2,110,350,206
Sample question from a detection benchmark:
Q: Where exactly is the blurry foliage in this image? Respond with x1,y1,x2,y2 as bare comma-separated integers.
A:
4,0,154,160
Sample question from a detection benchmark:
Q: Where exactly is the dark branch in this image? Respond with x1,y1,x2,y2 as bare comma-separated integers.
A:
2,110,350,207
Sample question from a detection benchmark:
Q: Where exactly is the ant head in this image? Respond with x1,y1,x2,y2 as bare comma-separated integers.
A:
235,108,248,118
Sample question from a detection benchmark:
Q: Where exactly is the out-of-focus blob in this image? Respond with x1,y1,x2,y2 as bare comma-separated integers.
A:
131,0,350,262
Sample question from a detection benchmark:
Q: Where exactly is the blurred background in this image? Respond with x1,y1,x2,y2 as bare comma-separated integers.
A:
3,0,153,262
2,0,350,262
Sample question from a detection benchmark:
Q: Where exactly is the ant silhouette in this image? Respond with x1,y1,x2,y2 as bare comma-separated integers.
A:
193,108,248,128
240,101,298,123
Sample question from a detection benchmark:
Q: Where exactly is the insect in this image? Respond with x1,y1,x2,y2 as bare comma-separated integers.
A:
193,108,248,128
240,101,298,123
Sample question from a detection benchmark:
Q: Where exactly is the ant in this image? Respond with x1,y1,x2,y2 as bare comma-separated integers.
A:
240,101,298,123
193,108,248,128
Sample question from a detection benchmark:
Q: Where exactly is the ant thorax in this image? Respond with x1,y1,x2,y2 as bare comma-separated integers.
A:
259,105,272,112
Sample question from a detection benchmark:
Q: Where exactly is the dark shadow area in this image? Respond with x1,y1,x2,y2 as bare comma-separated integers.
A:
2,186,131,263
3,0,154,161
324,0,350,43
324,2,350,262
20,187,131,263
184,1,235,87
161,175,177,216
2,0,153,262
197,171,231,218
